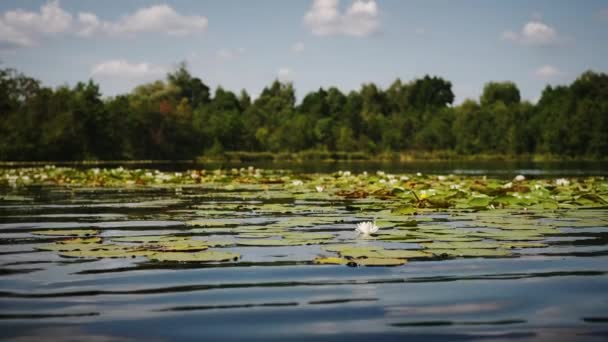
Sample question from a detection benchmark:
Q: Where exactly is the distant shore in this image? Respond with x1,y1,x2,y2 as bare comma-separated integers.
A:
0,151,606,167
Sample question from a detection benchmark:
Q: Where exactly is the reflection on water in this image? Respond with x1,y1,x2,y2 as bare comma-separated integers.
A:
1,167,608,341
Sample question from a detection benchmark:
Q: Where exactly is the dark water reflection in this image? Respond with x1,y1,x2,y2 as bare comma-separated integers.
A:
0,166,608,341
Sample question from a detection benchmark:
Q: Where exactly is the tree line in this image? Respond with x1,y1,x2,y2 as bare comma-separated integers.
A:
0,63,606,161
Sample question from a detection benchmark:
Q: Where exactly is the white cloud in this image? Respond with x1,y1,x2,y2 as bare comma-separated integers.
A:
291,42,305,53
534,65,561,79
0,1,208,48
304,0,379,37
278,67,292,81
502,21,558,45
91,60,166,78
0,21,32,47
0,0,72,47
99,4,208,37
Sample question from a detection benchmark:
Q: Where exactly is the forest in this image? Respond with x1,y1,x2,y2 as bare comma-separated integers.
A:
0,64,606,161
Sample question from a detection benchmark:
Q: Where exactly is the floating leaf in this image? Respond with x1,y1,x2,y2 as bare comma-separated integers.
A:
237,239,315,246
427,248,510,257
149,251,240,263
392,205,417,215
32,229,99,237
111,235,189,243
185,219,242,227
313,257,350,265
354,258,407,266
59,246,153,259
501,242,548,249
422,241,502,250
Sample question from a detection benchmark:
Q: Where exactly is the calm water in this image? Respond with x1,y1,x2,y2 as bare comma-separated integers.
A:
1,164,608,341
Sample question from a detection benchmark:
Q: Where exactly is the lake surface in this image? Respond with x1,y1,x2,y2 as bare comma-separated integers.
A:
1,164,607,341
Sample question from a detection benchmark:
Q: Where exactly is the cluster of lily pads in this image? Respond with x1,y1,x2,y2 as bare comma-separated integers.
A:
33,230,240,262
6,166,607,266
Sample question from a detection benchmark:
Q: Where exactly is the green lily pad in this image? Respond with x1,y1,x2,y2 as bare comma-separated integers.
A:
185,219,242,227
427,248,511,257
111,235,189,243
392,205,417,215
59,246,153,259
354,258,407,266
501,242,548,249
57,237,103,244
149,251,240,263
475,231,545,241
327,246,429,259
237,239,317,246
32,229,100,237
37,240,106,252
280,232,335,240
313,256,350,265
422,241,502,250
143,240,209,252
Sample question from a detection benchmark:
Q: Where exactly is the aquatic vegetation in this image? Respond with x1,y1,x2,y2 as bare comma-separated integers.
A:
355,221,379,237
3,166,607,267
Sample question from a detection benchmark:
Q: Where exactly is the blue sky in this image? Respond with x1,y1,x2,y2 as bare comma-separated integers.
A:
1,0,607,103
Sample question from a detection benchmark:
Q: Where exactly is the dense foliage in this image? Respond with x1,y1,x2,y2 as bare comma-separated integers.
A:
0,64,606,160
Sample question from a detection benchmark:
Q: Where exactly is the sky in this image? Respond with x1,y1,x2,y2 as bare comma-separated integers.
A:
0,0,607,103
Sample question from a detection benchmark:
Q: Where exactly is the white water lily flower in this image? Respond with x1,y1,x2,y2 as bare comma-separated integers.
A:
416,172,422,177
555,178,570,187
377,171,385,176
343,171,351,177
437,175,447,181
400,176,409,181
315,185,325,192
514,175,526,182
356,221,379,236
292,180,303,186
502,182,513,189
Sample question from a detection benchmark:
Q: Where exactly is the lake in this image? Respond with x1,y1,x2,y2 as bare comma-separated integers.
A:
1,163,607,341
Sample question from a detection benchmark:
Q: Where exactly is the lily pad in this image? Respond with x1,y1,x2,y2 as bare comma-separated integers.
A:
237,239,318,246
313,256,350,265
59,246,153,259
354,258,407,266
427,248,511,257
32,229,99,237
149,251,240,263
111,235,189,243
